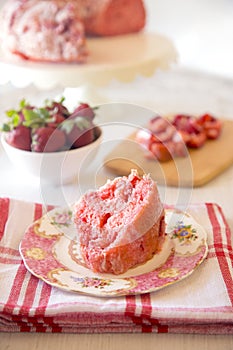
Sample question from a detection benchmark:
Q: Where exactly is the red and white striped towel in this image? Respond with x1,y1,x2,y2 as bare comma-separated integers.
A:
0,198,232,334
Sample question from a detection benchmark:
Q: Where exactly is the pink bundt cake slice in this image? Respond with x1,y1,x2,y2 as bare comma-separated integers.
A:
74,170,165,275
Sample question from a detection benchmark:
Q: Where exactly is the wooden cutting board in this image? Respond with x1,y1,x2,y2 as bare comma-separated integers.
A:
104,120,233,187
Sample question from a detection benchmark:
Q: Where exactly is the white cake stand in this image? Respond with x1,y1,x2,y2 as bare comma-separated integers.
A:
0,33,177,102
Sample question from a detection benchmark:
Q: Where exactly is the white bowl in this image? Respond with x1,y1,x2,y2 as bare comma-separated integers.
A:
1,127,102,185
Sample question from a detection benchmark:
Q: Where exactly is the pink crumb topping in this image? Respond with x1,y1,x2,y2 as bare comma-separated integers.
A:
0,0,88,62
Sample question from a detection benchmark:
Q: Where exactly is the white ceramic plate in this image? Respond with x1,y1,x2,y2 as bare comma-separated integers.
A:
19,206,208,297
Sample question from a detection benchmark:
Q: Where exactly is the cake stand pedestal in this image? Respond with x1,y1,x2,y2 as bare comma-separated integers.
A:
0,33,177,104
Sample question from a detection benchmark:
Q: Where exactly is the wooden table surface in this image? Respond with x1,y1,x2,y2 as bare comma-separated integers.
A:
1,332,233,350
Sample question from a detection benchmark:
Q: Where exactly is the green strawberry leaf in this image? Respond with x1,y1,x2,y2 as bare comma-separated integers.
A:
23,109,40,121
19,98,28,109
37,107,50,120
2,110,20,130
1,123,11,132
22,107,52,128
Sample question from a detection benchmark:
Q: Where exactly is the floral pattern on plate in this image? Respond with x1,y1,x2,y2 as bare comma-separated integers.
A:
19,207,208,297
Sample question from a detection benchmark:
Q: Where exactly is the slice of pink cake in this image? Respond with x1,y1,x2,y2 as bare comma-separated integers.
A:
74,170,165,275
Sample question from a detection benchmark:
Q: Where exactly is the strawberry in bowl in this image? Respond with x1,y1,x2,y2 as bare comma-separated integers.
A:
1,98,102,184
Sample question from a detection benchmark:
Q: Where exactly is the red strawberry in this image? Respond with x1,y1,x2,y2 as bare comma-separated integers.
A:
71,128,94,148
196,113,222,139
70,103,96,121
150,142,172,162
47,101,70,117
31,126,66,152
172,114,192,129
66,126,94,148
47,113,66,128
186,130,207,148
172,114,206,148
61,117,95,148
5,125,31,151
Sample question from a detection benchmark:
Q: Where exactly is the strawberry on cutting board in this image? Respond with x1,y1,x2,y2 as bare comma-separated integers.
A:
136,113,223,163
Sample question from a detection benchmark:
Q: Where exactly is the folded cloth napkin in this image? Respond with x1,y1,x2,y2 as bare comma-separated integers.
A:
0,198,232,334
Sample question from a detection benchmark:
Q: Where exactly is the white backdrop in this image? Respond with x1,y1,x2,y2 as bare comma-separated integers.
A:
145,0,233,77
0,0,232,77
